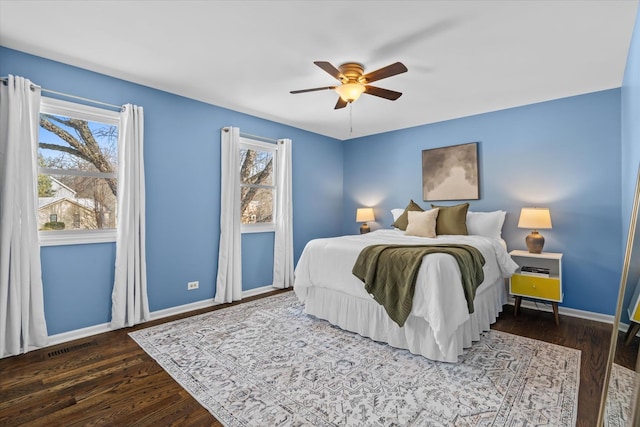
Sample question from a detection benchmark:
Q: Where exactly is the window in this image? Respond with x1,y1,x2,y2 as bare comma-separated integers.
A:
38,97,120,246
239,137,277,233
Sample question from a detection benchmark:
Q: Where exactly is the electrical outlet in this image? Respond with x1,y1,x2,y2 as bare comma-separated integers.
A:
187,281,199,290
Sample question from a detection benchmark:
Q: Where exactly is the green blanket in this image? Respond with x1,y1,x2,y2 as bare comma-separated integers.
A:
352,244,485,327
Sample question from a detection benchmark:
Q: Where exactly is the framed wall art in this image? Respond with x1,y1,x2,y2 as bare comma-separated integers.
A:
422,142,479,201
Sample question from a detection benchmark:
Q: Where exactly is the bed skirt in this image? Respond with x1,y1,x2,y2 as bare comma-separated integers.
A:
301,278,507,363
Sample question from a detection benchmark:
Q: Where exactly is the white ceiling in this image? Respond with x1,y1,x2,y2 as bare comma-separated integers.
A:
0,1,637,140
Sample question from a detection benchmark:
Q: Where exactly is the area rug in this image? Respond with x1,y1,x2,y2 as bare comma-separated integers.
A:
129,291,580,426
604,363,636,427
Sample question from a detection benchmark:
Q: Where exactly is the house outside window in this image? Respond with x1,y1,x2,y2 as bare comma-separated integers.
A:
239,137,277,233
38,97,120,246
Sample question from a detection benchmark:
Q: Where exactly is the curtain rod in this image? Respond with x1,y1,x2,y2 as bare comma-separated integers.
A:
222,127,279,144
1,76,123,111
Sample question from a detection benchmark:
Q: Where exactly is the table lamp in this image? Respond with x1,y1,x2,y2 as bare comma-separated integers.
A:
356,208,375,234
518,207,552,253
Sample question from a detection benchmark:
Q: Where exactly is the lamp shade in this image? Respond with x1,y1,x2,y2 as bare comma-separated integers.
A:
517,208,552,229
356,207,375,223
335,83,366,103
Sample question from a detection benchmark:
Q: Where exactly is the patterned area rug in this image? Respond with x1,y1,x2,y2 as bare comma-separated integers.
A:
130,292,580,426
605,363,636,427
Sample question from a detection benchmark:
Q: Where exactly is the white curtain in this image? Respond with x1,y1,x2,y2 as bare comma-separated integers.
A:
216,127,242,303
111,104,149,329
273,138,294,288
0,75,49,357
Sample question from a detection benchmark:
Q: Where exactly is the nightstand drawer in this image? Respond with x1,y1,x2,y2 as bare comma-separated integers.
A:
510,274,561,301
632,303,640,323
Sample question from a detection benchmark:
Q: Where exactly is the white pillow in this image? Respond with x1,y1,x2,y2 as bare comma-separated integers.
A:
466,210,506,240
391,208,404,222
405,209,439,238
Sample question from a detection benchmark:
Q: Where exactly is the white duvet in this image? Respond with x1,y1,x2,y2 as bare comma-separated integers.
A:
294,229,519,352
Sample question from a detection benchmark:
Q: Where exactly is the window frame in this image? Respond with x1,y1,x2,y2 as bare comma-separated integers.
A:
38,97,120,246
239,137,277,234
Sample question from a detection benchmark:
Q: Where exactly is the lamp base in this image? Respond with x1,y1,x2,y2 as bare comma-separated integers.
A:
360,223,370,234
525,230,545,254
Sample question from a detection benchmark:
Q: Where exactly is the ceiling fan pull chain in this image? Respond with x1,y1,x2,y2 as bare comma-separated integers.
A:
350,102,353,135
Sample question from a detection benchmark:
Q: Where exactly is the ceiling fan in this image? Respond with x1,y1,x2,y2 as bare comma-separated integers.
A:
290,61,408,109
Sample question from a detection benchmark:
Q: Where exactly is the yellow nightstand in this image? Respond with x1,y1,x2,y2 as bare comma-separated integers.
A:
509,249,563,325
624,280,640,344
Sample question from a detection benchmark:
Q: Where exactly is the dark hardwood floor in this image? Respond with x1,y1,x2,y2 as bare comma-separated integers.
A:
1,290,635,426
492,304,638,427
0,290,292,427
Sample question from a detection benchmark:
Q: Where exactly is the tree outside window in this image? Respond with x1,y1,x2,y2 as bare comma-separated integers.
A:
37,98,119,243
239,139,276,232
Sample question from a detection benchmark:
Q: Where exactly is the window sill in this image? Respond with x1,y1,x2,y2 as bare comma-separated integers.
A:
39,229,117,246
241,224,276,234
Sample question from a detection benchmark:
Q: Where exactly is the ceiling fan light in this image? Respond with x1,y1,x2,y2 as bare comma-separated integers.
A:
335,83,365,103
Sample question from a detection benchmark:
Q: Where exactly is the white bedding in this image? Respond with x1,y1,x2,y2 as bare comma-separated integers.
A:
294,229,519,362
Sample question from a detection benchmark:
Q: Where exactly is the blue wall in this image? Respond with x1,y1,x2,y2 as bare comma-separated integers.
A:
2,26,637,335
621,7,640,322
342,90,623,316
0,47,343,335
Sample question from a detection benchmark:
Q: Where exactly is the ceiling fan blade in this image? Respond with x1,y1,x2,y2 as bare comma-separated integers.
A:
314,61,344,81
334,97,348,109
290,86,336,94
364,85,403,101
361,62,408,83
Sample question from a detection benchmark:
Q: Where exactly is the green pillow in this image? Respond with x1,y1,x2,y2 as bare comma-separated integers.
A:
431,203,470,235
392,199,424,231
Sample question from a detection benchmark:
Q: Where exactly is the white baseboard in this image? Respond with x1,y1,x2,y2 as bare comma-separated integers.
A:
244,284,283,298
506,296,615,324
46,285,279,348
149,298,219,320
44,289,623,350
47,322,112,347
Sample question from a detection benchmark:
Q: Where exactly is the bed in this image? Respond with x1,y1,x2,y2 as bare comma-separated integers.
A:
293,214,519,363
